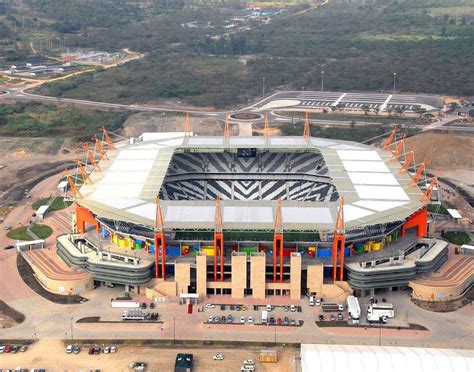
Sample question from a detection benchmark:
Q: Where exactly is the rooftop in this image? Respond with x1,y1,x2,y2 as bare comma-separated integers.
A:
77,133,426,232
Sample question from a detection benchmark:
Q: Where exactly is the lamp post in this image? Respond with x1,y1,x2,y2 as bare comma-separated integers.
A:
393,72,397,94
321,70,325,92
173,316,176,342
262,76,265,98
71,316,74,340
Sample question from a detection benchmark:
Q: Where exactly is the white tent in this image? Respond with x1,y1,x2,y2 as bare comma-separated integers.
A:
301,344,473,372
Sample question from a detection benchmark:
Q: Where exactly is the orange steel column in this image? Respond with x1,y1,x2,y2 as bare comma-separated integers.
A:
332,197,345,282
155,196,166,280
383,127,398,151
101,126,116,151
273,197,283,283
214,196,224,281
304,112,310,139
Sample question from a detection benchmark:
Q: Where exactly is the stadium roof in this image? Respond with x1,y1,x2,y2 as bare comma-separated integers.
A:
76,132,426,232
300,344,473,372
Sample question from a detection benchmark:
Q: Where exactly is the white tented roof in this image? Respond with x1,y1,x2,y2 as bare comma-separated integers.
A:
36,205,49,215
77,134,426,232
301,344,474,372
447,209,462,219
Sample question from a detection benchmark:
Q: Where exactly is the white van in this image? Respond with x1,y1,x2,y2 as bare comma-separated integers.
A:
266,304,272,311
309,296,315,306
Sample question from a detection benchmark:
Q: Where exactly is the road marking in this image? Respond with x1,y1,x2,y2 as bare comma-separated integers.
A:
331,93,346,107
379,94,392,112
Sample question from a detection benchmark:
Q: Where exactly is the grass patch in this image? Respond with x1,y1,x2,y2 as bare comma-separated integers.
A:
427,202,448,215
442,231,471,246
32,196,72,212
7,224,53,240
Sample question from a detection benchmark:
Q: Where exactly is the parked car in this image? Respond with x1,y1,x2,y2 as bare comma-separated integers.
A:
104,346,110,354
220,304,226,311
11,345,19,353
88,348,94,355
208,316,214,323
141,303,147,309
337,313,343,321
110,346,117,353
66,345,74,354
227,314,233,323
283,306,289,312
290,305,296,312
20,345,28,352
214,316,220,323
205,303,215,309
240,316,246,324
318,314,324,321
241,305,247,311
0,345,5,353
73,345,81,354
243,359,255,366
266,304,272,311
5,345,12,353
93,347,101,355
241,366,254,371
316,299,321,306
330,314,336,321
213,353,224,360
290,319,296,326
277,317,283,326
247,316,254,323
283,316,289,326
150,303,155,309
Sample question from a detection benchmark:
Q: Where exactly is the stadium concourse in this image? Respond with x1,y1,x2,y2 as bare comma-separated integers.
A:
56,128,447,300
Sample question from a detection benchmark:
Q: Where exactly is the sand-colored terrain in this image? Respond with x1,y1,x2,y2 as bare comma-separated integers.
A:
0,340,297,372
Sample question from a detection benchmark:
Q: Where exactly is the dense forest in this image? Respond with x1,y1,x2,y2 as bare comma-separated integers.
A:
2,0,473,108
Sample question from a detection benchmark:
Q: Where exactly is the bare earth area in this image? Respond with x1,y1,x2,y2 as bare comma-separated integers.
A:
121,112,232,138
405,132,474,178
0,340,298,372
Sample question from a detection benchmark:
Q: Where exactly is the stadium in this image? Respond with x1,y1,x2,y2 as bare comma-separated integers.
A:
57,121,447,300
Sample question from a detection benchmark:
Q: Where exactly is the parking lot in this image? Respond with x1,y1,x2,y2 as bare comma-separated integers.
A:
203,303,303,327
0,340,298,372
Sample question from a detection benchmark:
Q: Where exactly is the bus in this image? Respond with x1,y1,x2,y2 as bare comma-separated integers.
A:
345,296,360,324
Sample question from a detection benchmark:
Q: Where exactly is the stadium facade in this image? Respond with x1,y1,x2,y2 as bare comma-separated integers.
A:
58,131,446,299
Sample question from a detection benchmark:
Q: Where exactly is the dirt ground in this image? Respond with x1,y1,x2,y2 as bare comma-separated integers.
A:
121,112,234,138
0,137,79,212
0,340,298,372
404,132,474,175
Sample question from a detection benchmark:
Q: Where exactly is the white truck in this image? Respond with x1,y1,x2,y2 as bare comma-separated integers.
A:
345,296,360,324
261,310,268,325
367,303,394,323
122,310,145,321
112,300,140,308
309,296,315,306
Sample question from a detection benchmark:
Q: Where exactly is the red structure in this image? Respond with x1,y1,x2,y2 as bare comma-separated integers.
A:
410,159,428,186
401,208,428,238
92,135,108,160
65,170,82,199
224,113,230,139
273,197,284,283
390,134,406,161
76,205,99,234
184,112,191,139
154,196,166,280
400,150,414,173
76,159,90,184
85,144,100,171
214,196,224,282
101,126,116,151
304,112,310,139
264,112,270,139
332,196,345,282
383,127,398,151
421,177,438,203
